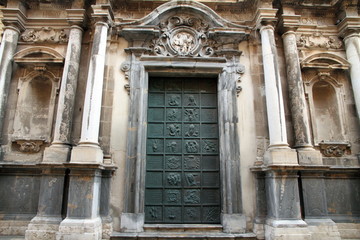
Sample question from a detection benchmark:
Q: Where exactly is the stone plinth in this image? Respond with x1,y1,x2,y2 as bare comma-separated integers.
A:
264,148,298,165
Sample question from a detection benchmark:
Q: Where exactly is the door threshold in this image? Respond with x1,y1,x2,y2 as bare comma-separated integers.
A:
143,224,222,232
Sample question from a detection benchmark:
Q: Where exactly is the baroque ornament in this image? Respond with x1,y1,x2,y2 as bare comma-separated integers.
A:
296,33,342,49
151,15,214,57
21,27,68,43
319,141,350,157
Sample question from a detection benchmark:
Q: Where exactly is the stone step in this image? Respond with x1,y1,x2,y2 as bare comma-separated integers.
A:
111,232,257,240
143,224,223,232
0,237,25,240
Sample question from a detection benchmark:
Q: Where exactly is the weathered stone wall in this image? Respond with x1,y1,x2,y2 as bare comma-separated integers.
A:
0,0,359,240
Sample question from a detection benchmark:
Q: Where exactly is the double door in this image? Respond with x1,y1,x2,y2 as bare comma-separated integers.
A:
145,77,220,224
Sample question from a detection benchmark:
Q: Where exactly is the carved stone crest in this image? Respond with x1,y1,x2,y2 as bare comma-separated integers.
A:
151,15,214,57
21,27,68,43
14,140,44,153
296,33,342,49
319,141,350,157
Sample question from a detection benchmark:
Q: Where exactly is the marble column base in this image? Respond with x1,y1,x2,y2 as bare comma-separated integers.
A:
120,213,144,232
56,217,102,240
221,213,246,233
265,219,310,240
297,149,322,165
70,144,103,164
264,148,298,165
43,145,71,163
25,216,62,240
306,219,341,240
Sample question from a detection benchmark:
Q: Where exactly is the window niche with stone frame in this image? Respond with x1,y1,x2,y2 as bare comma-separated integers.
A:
301,53,352,158
10,47,63,154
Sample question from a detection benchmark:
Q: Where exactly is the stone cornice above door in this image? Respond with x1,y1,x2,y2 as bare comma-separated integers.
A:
116,0,249,59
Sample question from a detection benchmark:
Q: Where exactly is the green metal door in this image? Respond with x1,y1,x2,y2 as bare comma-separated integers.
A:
145,77,220,224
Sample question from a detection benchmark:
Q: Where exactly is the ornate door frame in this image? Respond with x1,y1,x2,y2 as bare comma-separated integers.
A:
117,0,249,233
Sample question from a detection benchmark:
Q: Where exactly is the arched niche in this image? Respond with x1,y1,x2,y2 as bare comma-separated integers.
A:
311,79,343,142
12,70,60,153
11,47,63,153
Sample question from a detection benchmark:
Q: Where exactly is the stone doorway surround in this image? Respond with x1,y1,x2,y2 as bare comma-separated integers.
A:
116,0,250,234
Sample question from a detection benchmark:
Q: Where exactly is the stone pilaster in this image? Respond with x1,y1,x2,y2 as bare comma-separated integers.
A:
43,10,85,163
0,5,26,156
57,166,103,240
282,27,322,165
258,20,297,165
25,167,66,240
70,19,109,164
265,169,310,240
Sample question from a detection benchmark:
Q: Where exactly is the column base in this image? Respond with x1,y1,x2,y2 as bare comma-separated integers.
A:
306,218,341,240
265,219,310,240
43,145,71,163
253,217,265,239
120,213,144,232
56,217,102,240
25,216,62,240
297,149,323,165
221,213,246,233
264,148,298,165
70,144,103,164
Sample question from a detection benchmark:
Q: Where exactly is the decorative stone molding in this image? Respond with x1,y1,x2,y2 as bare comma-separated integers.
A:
297,33,343,49
14,140,44,153
14,46,65,67
319,141,350,157
21,27,68,43
301,52,350,70
118,2,247,59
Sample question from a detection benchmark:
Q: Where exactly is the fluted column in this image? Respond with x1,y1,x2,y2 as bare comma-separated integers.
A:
0,26,20,142
344,32,360,122
70,21,109,164
43,25,84,163
260,25,289,148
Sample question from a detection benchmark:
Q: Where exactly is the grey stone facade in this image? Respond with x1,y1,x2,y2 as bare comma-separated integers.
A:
0,0,359,240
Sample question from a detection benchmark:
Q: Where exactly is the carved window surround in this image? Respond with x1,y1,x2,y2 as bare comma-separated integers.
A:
117,0,248,232
301,53,350,150
11,47,64,153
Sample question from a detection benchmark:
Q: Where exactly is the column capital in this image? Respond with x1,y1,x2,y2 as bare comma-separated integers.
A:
1,7,27,32
66,9,86,28
338,16,360,38
278,14,301,34
91,3,114,26
254,8,278,30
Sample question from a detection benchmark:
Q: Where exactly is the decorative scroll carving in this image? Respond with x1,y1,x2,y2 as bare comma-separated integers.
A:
14,140,44,153
151,15,215,57
296,33,342,49
120,61,131,80
236,64,245,96
21,27,68,43
319,141,350,157
121,62,131,94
